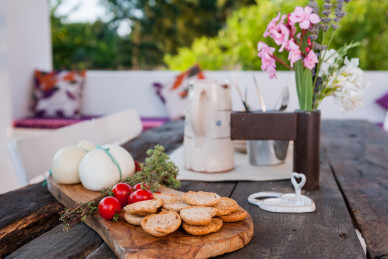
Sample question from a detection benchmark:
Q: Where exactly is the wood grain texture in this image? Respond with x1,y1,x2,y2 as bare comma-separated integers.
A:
47,177,254,258
322,120,388,258
6,223,103,259
85,242,117,259
0,183,63,257
217,163,365,258
3,120,381,259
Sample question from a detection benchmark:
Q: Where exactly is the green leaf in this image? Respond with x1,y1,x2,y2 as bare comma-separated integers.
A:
294,60,304,110
301,68,313,111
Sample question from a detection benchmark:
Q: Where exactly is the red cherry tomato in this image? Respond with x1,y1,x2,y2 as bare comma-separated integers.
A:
129,189,153,204
133,182,150,190
112,183,134,207
98,197,121,220
134,161,142,172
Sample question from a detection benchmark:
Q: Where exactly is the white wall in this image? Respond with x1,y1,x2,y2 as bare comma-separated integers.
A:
6,0,53,119
81,71,388,123
0,0,52,194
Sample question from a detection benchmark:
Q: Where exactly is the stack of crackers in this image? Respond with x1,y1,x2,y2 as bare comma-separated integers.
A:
123,191,248,237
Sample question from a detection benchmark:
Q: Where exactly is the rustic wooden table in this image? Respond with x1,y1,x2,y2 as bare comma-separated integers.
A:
1,120,387,259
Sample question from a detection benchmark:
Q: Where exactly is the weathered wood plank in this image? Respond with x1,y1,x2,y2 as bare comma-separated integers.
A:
50,180,238,259
6,223,103,259
219,156,365,258
3,120,376,259
322,120,388,258
3,120,185,258
0,183,63,257
85,242,116,259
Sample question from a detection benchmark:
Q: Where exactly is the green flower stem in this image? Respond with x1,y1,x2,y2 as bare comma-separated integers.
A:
273,55,294,71
295,34,313,111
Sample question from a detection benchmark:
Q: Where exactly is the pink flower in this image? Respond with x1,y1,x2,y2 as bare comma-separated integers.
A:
272,24,289,52
257,42,277,79
289,6,320,29
263,13,290,52
267,65,277,79
264,13,281,37
286,13,297,37
287,40,302,67
303,50,319,70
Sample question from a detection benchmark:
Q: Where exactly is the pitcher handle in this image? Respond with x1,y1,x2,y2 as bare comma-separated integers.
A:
190,87,206,147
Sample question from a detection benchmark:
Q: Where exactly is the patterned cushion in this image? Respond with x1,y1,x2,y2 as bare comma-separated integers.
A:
153,64,205,120
31,70,86,117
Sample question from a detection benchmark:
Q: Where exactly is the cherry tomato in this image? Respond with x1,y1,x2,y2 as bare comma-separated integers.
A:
129,189,153,204
98,196,121,220
134,161,142,172
112,183,134,207
133,182,150,190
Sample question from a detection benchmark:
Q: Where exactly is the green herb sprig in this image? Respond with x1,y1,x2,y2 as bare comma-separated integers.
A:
59,145,180,230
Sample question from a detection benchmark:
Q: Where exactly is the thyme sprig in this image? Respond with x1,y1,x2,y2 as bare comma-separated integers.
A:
59,145,180,230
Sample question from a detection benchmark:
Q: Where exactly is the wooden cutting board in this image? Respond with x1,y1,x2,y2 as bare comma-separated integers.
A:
47,176,254,258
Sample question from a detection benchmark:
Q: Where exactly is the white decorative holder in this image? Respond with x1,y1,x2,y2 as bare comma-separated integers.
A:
247,173,316,213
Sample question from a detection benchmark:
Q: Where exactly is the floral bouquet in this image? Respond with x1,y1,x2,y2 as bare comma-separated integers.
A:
257,0,369,112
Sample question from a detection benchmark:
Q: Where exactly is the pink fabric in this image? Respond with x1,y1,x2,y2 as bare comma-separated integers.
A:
376,92,388,110
13,116,169,131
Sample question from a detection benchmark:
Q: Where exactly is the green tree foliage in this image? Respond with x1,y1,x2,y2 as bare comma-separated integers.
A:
51,1,133,70
165,0,388,71
330,0,388,70
51,0,255,70
102,0,256,69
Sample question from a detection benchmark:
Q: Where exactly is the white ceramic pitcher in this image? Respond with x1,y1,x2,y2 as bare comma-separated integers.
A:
183,79,234,173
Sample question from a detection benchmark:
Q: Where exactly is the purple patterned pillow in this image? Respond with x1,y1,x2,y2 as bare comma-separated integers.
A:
376,91,388,110
31,70,86,118
152,64,205,120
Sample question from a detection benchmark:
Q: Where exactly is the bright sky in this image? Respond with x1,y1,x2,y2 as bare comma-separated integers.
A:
54,0,131,36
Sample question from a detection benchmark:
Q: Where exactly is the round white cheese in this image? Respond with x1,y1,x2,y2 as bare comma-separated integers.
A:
51,146,87,184
79,145,135,191
77,140,97,152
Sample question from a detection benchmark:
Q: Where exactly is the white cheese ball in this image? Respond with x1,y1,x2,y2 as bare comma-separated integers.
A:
77,140,97,152
79,145,135,191
51,146,87,184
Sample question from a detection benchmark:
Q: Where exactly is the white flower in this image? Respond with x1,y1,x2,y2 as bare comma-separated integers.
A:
318,49,339,76
331,57,370,112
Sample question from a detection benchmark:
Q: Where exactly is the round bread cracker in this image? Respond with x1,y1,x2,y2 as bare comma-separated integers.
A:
124,213,144,225
163,201,190,212
219,206,247,222
153,193,182,204
135,211,155,217
182,218,223,236
213,197,239,216
141,211,182,237
180,206,217,226
182,191,221,207
124,198,163,215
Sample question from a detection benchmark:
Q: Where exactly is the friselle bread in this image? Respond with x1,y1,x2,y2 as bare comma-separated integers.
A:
141,210,182,237
182,191,221,207
182,218,223,236
180,206,217,226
